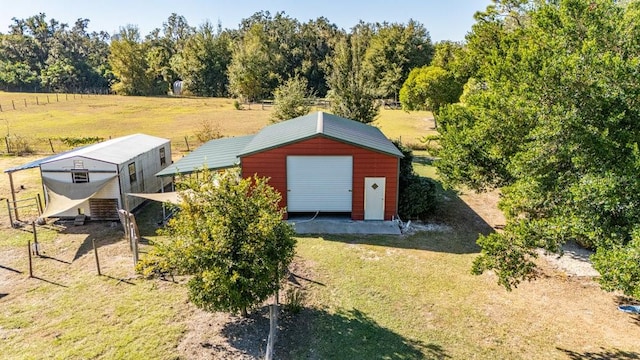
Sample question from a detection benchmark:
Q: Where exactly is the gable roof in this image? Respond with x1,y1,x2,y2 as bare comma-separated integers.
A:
156,135,254,177
44,134,169,165
155,112,403,178
238,111,403,157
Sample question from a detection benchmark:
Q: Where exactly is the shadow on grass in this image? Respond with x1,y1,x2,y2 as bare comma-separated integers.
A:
31,275,67,287
317,176,491,255
39,254,71,264
102,274,136,285
0,293,7,299
59,222,124,262
0,264,23,273
558,347,640,359
219,306,448,359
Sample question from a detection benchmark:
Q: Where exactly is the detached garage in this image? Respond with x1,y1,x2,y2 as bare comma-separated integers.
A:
160,112,402,220
239,112,402,220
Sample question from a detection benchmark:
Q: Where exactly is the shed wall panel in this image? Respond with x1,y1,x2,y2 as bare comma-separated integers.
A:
241,136,399,220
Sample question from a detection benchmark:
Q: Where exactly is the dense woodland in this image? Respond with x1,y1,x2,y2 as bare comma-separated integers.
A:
2,0,640,299
0,12,434,101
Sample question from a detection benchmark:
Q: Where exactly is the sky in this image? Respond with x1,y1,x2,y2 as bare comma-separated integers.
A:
0,0,492,42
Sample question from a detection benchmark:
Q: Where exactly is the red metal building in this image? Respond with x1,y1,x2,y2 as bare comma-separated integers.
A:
157,111,403,220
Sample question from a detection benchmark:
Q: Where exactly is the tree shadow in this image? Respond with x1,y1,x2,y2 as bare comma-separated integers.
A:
0,293,7,299
220,306,448,359
558,347,640,359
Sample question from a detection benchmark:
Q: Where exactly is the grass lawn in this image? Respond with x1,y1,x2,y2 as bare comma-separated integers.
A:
0,95,639,359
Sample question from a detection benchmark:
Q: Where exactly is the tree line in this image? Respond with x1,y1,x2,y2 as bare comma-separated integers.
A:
0,12,434,108
431,0,640,299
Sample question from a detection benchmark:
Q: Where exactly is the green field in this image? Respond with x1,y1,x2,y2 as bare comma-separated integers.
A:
0,92,435,155
0,94,639,359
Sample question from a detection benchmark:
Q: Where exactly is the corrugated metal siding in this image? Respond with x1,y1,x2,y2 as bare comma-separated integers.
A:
241,136,399,220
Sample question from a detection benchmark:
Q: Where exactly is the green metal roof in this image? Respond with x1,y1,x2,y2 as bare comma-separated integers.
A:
156,112,402,178
155,135,254,177
238,111,403,157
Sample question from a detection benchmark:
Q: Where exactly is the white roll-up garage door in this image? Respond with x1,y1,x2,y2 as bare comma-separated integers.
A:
286,156,353,212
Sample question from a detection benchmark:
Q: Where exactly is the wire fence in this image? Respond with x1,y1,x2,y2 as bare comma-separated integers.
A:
0,90,111,113
0,134,211,157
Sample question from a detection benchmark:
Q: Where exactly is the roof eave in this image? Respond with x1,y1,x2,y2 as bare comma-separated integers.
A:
238,133,404,158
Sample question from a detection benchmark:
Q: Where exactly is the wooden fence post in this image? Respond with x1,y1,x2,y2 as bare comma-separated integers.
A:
5,136,10,153
184,136,190,152
24,99,27,107
12,100,15,110
36,194,43,215
265,303,278,360
93,239,101,276
36,96,39,105
49,138,55,153
47,95,50,103
56,94,59,102
32,222,39,256
27,240,33,278
0,104,3,112
6,199,13,226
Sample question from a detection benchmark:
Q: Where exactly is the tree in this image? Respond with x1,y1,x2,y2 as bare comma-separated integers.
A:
270,76,313,122
399,65,463,127
435,0,640,298
299,17,340,97
363,20,433,100
109,25,151,95
327,30,379,123
139,169,296,315
171,22,232,97
227,24,272,102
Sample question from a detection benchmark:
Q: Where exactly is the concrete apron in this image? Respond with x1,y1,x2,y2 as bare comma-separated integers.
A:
287,218,401,235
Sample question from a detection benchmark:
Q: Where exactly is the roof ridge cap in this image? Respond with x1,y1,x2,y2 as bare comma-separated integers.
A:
316,111,324,133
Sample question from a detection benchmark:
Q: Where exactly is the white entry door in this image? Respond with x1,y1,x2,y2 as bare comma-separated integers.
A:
364,177,385,220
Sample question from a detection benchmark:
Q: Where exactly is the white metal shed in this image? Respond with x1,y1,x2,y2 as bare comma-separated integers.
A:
39,134,171,220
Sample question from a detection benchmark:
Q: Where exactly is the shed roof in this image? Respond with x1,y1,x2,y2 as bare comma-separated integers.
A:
156,135,254,177
43,134,169,165
238,112,403,157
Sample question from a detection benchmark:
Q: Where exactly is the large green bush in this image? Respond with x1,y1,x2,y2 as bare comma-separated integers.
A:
393,140,437,220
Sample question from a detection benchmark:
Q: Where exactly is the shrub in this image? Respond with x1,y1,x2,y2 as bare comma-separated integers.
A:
6,135,34,155
194,119,222,143
283,286,305,314
393,140,437,220
233,99,242,110
398,175,437,220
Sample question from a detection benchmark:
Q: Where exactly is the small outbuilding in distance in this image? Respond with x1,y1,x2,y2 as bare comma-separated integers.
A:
157,111,403,220
5,134,171,221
